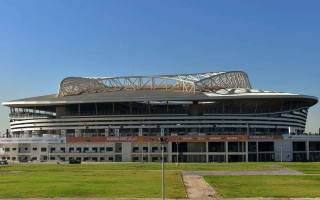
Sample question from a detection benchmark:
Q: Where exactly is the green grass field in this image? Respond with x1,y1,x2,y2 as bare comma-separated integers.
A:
0,169,185,198
203,162,320,198
0,162,319,198
0,162,278,198
280,162,320,174
204,175,320,198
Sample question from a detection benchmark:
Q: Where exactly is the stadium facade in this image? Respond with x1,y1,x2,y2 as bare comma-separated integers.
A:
1,71,320,162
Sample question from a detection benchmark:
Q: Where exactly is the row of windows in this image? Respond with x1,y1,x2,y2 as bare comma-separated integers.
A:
15,101,305,116
293,141,320,151
2,147,115,153
48,156,115,161
2,156,168,162
50,147,114,153
4,147,47,152
132,156,167,162
16,126,302,136
132,146,167,153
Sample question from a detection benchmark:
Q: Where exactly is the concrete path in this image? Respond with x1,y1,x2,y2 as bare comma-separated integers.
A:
224,198,320,200
183,175,217,200
181,169,305,200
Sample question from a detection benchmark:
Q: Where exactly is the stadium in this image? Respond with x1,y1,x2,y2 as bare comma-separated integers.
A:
1,71,319,162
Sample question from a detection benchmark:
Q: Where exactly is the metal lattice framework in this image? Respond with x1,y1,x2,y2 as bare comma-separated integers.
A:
58,71,252,97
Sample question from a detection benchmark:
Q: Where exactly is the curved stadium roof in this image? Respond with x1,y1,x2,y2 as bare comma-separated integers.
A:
58,71,252,97
2,71,318,107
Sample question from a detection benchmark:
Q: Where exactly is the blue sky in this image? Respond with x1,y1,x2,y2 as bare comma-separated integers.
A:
0,0,319,133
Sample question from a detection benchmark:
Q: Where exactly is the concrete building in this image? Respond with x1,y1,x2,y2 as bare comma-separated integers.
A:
1,71,319,162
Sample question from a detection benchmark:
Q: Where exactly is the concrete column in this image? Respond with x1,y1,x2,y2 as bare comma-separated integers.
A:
105,128,109,136
138,128,143,136
122,142,131,162
112,143,115,162
245,141,249,162
115,129,119,137
167,142,172,162
206,142,209,163
225,141,228,163
160,128,164,136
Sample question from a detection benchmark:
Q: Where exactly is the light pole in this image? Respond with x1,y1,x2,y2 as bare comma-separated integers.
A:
159,137,168,200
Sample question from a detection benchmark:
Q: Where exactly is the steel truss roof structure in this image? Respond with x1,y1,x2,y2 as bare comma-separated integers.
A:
58,71,252,97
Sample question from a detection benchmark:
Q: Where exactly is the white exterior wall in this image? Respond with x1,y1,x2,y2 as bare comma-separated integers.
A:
274,139,292,161
1,134,320,163
121,142,132,162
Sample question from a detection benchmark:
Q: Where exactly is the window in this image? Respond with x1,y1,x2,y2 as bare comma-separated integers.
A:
5,148,10,152
132,147,139,152
12,148,16,151
24,147,28,151
99,147,105,152
41,148,47,152
163,147,167,152
208,142,225,152
152,147,158,152
228,142,245,152
258,142,274,152
92,157,98,162
32,147,37,151
293,142,306,151
132,157,139,162
106,147,113,151
248,142,257,152
83,157,89,161
309,142,320,151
